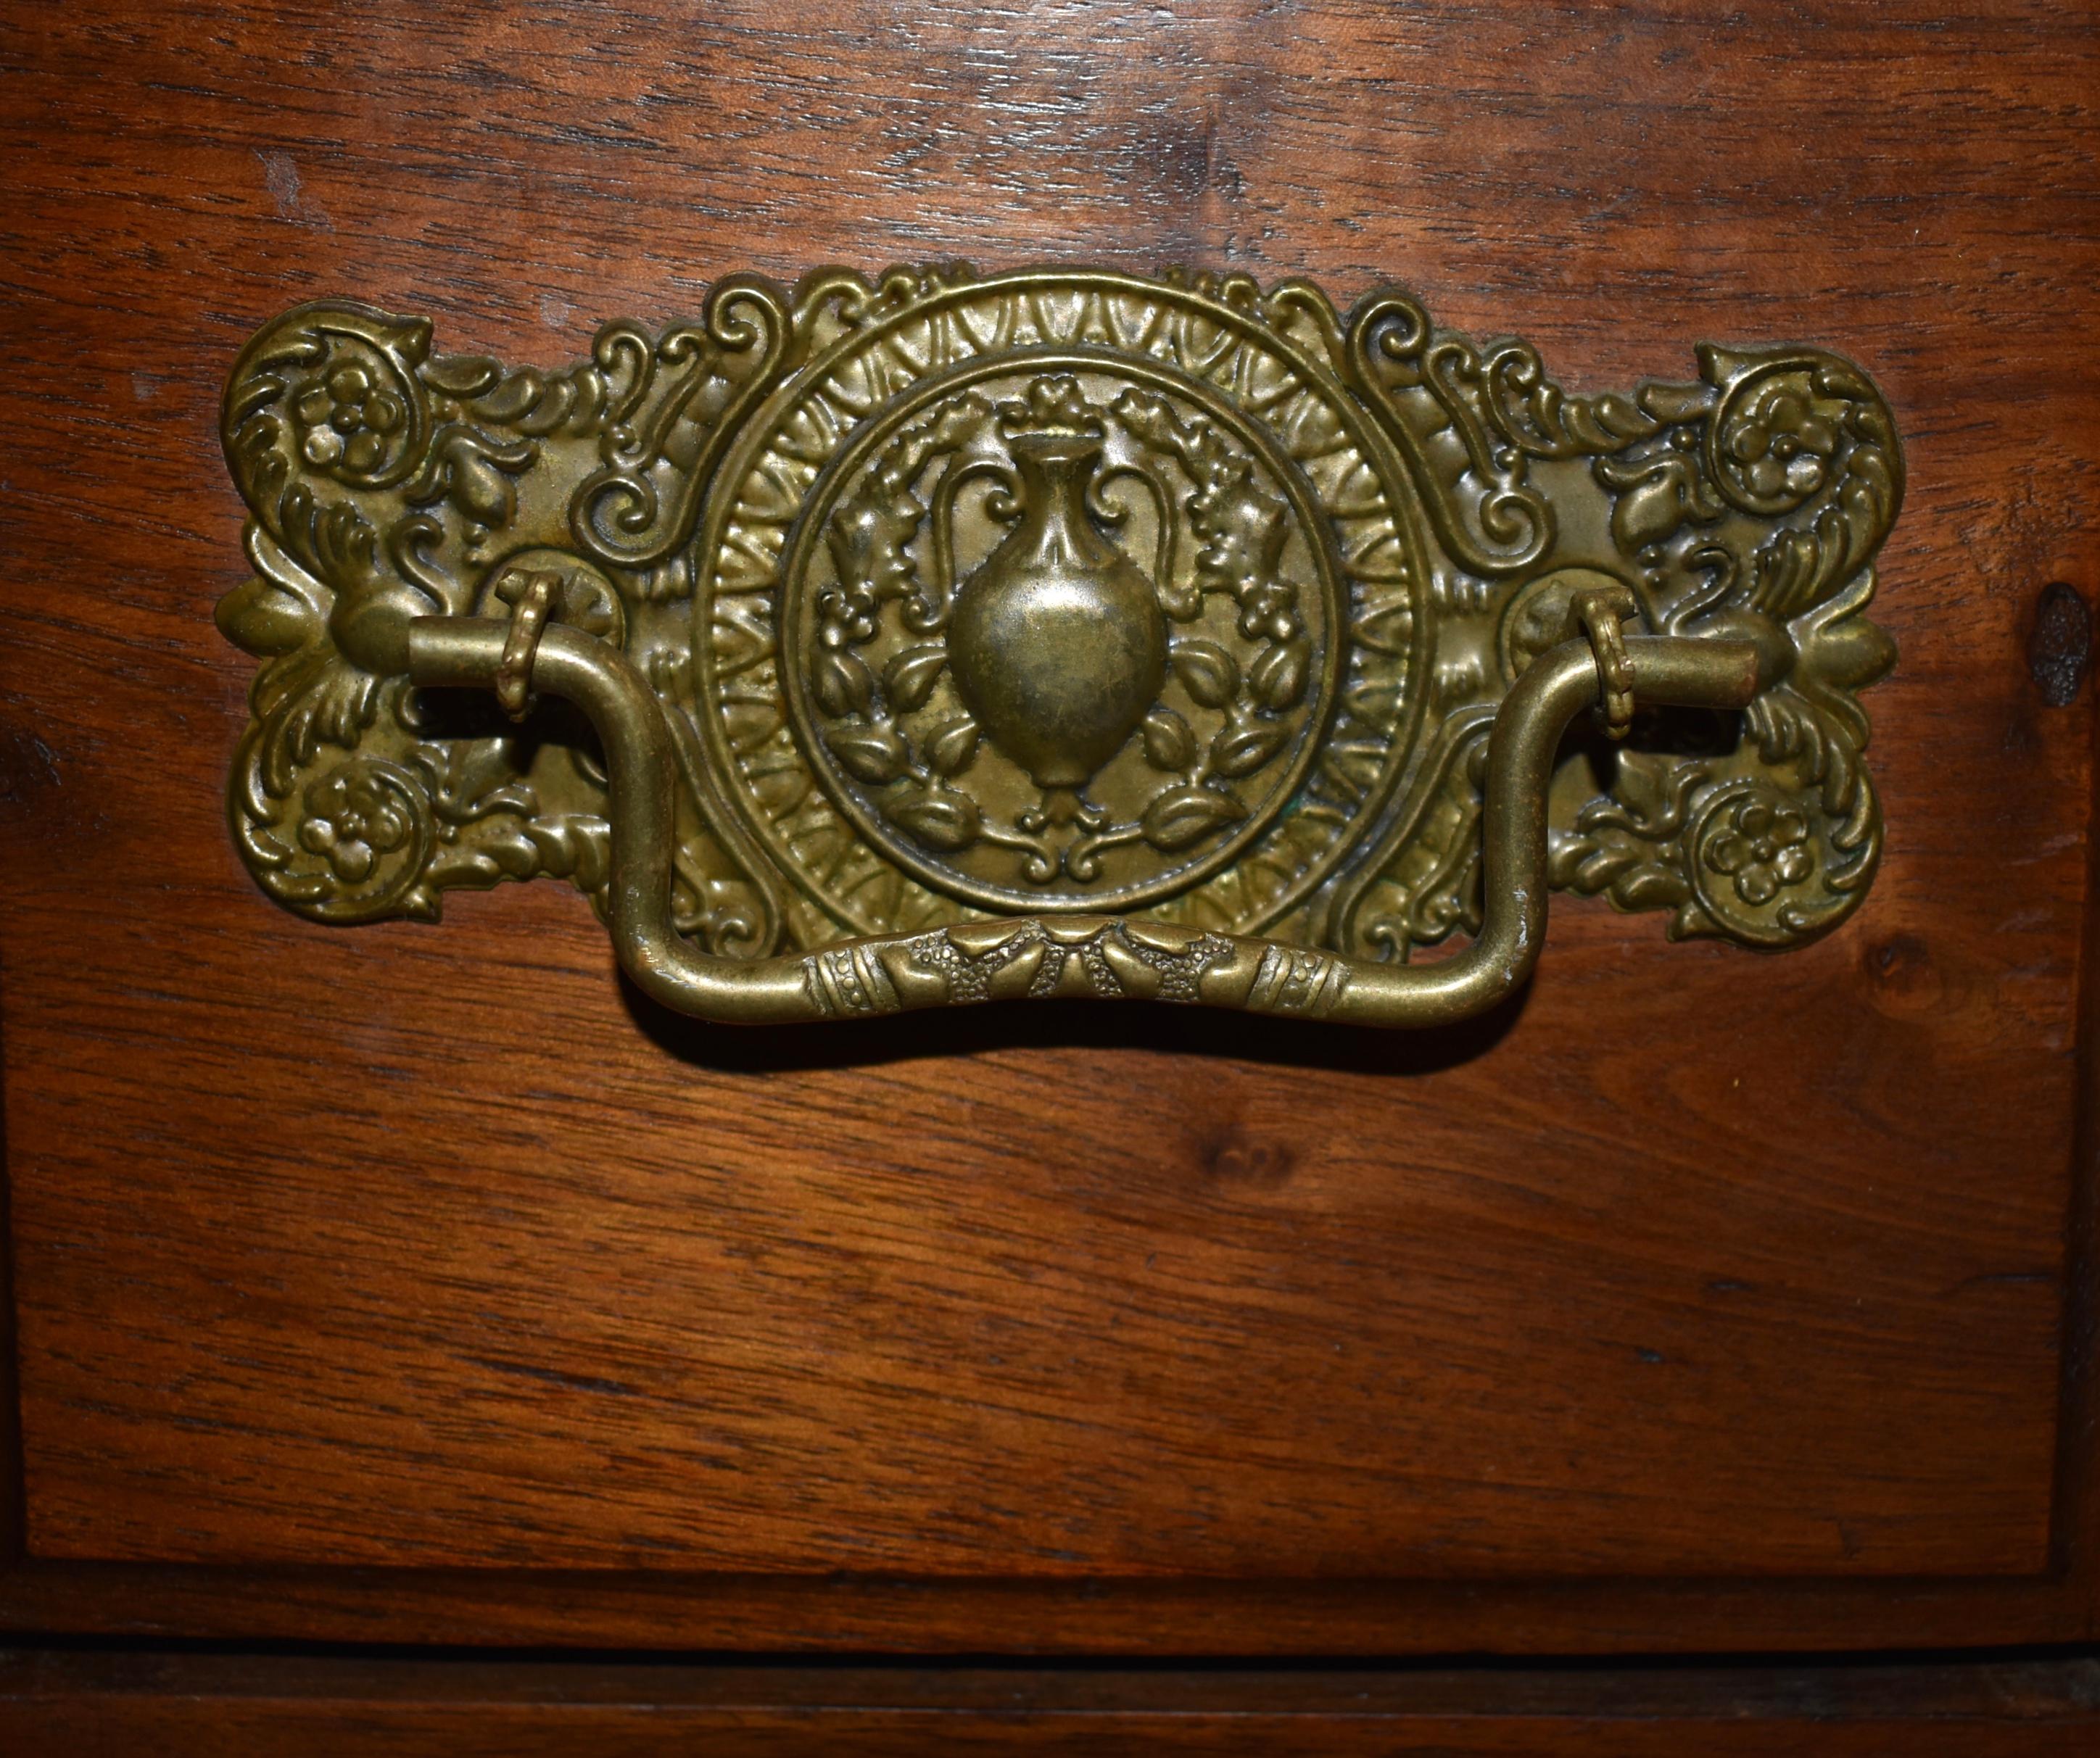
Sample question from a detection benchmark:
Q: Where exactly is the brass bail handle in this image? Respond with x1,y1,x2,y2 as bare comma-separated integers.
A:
408,609,1758,1028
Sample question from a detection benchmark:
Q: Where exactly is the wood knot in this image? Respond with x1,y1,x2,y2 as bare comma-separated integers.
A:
2027,581,2091,707
1864,932,1942,1019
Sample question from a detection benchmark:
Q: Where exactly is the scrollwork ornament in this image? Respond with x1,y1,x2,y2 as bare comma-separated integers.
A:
1529,344,1899,949
569,275,792,569
218,299,788,945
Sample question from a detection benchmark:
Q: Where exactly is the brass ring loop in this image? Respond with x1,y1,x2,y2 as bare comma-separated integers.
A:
1571,584,1639,739
495,573,559,721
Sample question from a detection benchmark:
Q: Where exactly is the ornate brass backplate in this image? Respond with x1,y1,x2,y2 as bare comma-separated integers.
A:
218,265,1899,1025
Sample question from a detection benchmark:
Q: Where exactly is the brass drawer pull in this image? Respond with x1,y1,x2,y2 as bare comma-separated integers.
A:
218,265,1898,1025
410,614,1753,1024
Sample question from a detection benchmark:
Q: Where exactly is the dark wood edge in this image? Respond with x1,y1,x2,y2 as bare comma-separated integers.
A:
0,955,22,1570
0,1562,2095,1656
0,1648,2095,1720
2051,674,2100,1612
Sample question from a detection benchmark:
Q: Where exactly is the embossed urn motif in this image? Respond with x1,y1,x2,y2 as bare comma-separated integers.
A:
946,383,1167,795
776,350,1349,922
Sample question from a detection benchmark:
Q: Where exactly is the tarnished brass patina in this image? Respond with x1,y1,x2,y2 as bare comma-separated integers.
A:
218,265,1900,1024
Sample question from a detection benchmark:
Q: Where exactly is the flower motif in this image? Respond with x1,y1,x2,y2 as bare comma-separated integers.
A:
1704,795,1813,906
294,357,406,473
1722,376,1839,508
299,766,412,884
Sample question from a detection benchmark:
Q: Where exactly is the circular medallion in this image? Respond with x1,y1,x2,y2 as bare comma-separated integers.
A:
692,271,1431,940
778,354,1347,914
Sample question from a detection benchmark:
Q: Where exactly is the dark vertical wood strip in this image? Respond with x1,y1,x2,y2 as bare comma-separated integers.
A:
2054,581,2100,1630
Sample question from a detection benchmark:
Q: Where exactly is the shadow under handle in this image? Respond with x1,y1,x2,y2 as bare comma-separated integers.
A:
407,619,1760,1027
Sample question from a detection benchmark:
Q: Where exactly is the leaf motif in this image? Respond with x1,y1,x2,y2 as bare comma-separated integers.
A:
407,430,534,531
1140,784,1246,852
1612,749,1671,825
922,716,980,776
522,817,613,891
1170,638,1239,708
1139,708,1196,771
1618,866,1693,909
813,647,875,718
282,664,382,766
882,786,980,851
216,527,327,659
1110,388,1180,452
1573,847,1643,889
421,353,501,397
823,722,909,785
1545,839,1590,887
452,451,513,527
1247,640,1309,711
1209,718,1290,778
884,642,949,712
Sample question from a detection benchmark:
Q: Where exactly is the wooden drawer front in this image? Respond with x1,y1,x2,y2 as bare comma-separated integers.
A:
0,0,2094,1655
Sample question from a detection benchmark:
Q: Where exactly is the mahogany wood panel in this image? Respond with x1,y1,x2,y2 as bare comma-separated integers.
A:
1,1653,2096,1756
0,0,2096,1652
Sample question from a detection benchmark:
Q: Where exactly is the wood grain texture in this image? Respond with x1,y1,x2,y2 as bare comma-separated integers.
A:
1,1653,2096,1756
0,0,2095,1653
